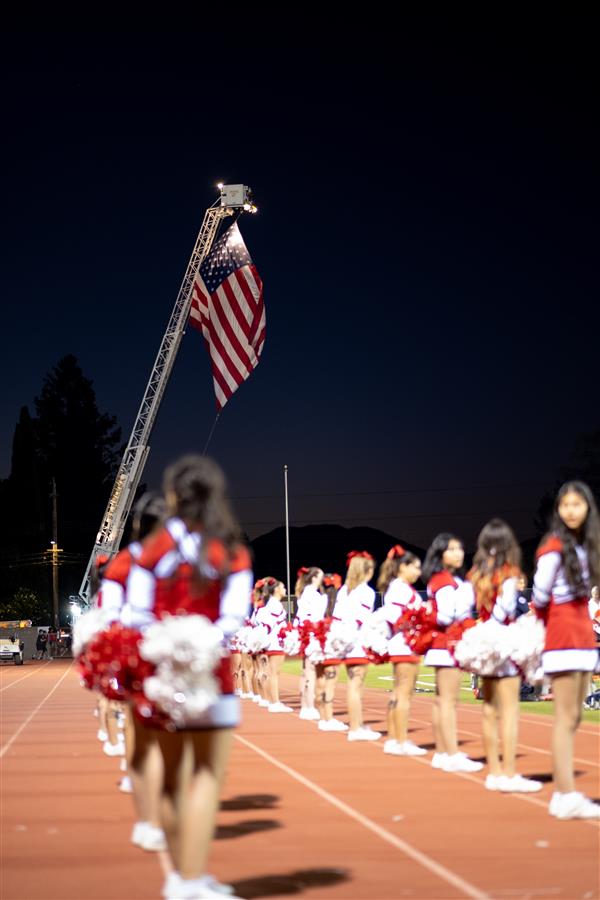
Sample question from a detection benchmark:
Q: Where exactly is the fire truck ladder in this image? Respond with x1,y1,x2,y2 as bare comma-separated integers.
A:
79,184,257,599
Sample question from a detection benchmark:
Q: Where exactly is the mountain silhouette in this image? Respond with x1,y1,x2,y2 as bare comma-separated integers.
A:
249,524,427,589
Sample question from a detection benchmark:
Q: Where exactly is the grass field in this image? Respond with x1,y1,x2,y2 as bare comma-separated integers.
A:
281,659,600,723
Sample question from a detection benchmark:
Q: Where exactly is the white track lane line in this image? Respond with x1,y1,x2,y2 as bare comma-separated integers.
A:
278,691,600,829
358,698,600,768
234,733,489,899
0,662,74,758
0,661,54,692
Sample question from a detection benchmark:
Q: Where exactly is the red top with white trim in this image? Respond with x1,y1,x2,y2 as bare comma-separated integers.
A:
122,518,252,638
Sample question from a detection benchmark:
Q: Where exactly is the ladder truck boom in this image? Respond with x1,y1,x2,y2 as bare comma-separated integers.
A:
79,185,257,599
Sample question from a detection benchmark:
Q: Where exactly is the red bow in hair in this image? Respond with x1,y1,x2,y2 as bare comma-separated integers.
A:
346,550,374,566
265,576,277,586
297,566,310,578
323,573,342,590
387,544,406,560
255,578,266,589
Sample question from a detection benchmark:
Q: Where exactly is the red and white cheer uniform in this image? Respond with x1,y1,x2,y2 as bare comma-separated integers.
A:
423,572,475,668
123,517,253,728
255,596,287,655
332,582,376,665
383,579,422,664
532,536,597,674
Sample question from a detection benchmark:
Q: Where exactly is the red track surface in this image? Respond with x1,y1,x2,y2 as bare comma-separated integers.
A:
2,661,599,899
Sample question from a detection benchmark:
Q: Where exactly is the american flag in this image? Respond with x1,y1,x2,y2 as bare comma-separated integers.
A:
189,223,265,410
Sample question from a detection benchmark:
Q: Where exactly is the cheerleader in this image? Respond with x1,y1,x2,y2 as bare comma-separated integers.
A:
467,520,542,792
422,534,483,773
294,567,326,720
255,579,293,712
333,551,380,742
250,580,270,707
317,574,348,732
378,545,427,756
104,493,168,849
532,481,600,820
124,455,252,899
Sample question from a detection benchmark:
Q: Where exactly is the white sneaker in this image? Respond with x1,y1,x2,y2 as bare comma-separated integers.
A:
383,739,403,755
257,698,270,708
119,775,133,793
131,820,149,847
239,692,253,699
267,702,294,713
498,774,543,793
397,740,427,757
549,791,600,819
442,753,484,773
299,707,320,721
485,774,502,791
318,718,348,732
431,752,448,769
164,872,242,899
348,727,381,742
140,824,167,851
251,694,262,703
96,729,108,742
103,740,126,757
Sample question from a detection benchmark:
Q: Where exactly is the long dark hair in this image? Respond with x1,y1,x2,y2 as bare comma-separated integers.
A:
422,533,463,583
469,519,522,612
163,455,242,573
132,492,167,542
544,481,600,593
377,550,420,595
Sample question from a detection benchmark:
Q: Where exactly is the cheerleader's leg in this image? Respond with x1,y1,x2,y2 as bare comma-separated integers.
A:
392,663,418,744
481,677,501,775
496,676,520,777
130,712,164,830
157,727,233,880
551,671,587,793
436,667,462,756
314,664,326,718
268,654,283,703
346,664,367,731
322,665,339,722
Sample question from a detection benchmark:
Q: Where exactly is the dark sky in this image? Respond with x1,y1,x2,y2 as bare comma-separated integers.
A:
1,25,598,552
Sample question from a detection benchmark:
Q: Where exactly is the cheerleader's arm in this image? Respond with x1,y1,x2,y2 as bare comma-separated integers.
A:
493,577,517,623
217,569,254,637
100,580,125,623
454,582,476,621
435,585,457,626
122,565,158,628
532,552,561,611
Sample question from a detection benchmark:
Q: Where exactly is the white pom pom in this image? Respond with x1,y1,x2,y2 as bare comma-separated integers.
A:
360,609,392,656
324,620,358,659
282,629,301,656
305,635,326,664
139,615,225,726
73,607,113,657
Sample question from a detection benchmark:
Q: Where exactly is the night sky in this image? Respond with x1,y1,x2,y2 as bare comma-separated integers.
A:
1,26,598,553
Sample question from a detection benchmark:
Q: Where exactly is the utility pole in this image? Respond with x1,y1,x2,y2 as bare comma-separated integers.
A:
50,478,60,630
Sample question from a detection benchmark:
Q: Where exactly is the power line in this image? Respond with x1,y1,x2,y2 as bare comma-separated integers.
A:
230,480,548,501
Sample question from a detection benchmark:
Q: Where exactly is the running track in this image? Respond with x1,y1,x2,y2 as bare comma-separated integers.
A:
2,661,599,899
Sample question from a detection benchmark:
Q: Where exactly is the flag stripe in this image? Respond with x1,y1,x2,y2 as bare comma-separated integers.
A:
188,223,265,410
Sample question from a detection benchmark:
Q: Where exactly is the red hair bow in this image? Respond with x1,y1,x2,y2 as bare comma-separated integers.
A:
346,550,374,566
297,566,310,578
255,578,266,589
323,573,342,590
387,544,406,560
